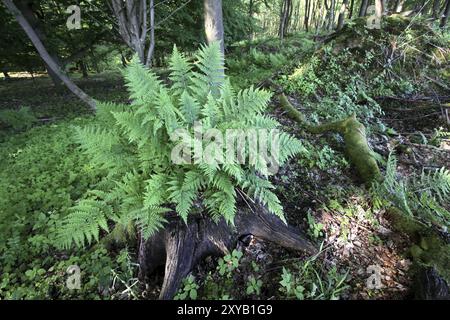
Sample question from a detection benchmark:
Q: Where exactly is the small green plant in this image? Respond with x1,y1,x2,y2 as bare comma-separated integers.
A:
372,153,450,230
298,142,348,171
174,275,199,300
218,249,243,277
246,275,263,296
0,106,36,131
306,211,324,239
279,256,349,300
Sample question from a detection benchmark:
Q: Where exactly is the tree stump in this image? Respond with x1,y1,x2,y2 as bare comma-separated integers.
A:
138,199,317,299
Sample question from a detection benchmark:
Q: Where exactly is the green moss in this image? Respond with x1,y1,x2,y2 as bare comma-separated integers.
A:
386,208,450,283
279,94,381,184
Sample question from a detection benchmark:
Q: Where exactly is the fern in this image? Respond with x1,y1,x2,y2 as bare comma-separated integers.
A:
58,43,304,248
372,153,450,229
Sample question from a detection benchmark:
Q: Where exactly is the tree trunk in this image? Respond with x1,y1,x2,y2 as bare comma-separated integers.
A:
375,0,384,17
349,0,355,18
138,200,317,299
3,0,96,111
110,0,155,67
327,0,336,30
337,0,350,30
145,0,155,67
440,0,450,27
432,0,442,18
304,0,310,32
15,0,63,88
359,0,369,16
394,0,405,13
79,61,88,78
204,0,225,55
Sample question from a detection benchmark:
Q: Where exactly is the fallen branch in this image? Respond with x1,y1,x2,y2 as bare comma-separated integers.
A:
279,94,381,184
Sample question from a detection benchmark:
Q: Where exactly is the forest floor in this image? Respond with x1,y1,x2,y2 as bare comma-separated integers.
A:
1,19,449,300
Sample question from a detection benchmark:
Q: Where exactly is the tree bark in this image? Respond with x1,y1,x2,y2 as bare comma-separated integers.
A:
327,0,336,30
337,0,350,30
204,0,225,54
440,0,450,27
15,0,63,88
375,0,384,17
359,0,369,16
348,0,355,18
304,0,311,32
394,0,405,13
138,201,316,299
145,0,155,67
432,0,442,18
3,0,97,111
110,0,155,67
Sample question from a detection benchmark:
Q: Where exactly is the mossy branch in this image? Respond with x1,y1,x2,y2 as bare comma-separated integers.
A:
279,93,381,184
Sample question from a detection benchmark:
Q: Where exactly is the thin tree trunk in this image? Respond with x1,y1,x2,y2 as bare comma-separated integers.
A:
440,0,450,27
348,0,355,18
279,0,288,38
79,61,88,78
328,0,336,30
359,0,369,16
2,0,96,110
304,0,310,32
145,0,155,67
394,0,405,13
432,0,442,18
204,0,225,54
375,0,384,17
337,0,350,30
15,0,63,88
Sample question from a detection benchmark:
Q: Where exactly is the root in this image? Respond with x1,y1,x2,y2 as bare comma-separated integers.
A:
138,201,316,299
279,93,382,184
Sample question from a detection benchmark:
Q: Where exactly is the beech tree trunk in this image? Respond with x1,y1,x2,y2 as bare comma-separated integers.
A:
359,0,369,16
3,0,97,111
394,0,405,13
337,0,350,30
110,0,155,67
304,0,310,32
432,0,442,18
15,0,63,88
327,0,336,30
441,0,450,27
349,0,355,18
204,0,225,54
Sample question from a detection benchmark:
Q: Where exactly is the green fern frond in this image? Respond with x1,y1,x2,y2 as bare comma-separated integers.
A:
169,45,193,96
179,90,200,126
125,55,162,105
192,42,225,99
57,199,111,249
131,206,169,239
167,172,201,222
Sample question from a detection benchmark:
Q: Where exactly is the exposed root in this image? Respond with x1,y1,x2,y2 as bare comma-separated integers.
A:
279,93,382,184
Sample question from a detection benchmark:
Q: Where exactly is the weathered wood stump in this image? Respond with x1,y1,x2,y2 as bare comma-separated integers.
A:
138,200,317,299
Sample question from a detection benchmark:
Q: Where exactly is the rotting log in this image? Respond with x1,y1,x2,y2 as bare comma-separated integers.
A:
138,199,317,300
279,93,381,184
